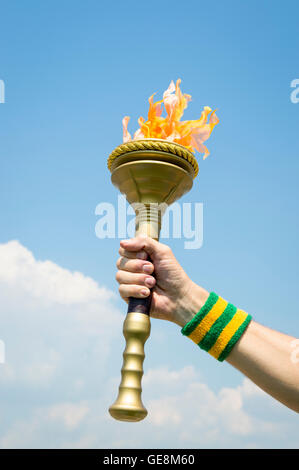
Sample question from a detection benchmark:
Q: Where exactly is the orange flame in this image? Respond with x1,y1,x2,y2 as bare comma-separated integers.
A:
122,79,219,159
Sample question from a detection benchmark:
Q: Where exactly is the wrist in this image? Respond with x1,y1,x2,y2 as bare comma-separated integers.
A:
175,281,209,328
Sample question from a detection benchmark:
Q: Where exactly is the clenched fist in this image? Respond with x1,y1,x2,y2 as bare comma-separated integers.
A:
116,235,208,327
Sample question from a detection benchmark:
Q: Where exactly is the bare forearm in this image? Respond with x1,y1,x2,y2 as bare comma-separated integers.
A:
226,320,299,412
183,284,299,412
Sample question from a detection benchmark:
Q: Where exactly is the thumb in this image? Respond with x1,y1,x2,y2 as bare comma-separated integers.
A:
120,235,168,259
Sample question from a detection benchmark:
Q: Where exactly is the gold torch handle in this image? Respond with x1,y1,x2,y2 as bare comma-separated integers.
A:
108,310,151,422
109,203,161,422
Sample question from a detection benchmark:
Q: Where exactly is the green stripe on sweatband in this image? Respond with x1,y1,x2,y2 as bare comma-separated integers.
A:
181,292,252,361
181,292,219,336
217,314,252,362
198,303,237,352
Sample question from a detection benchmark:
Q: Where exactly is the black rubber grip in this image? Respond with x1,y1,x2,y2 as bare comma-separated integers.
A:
127,294,152,315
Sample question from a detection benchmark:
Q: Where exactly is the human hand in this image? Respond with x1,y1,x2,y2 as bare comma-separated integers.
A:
116,235,209,327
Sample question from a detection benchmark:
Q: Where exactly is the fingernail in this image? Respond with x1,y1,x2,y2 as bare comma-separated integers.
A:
141,289,149,296
143,264,152,273
145,277,155,287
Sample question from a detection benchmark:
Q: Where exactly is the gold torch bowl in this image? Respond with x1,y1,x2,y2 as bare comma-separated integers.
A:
108,139,198,229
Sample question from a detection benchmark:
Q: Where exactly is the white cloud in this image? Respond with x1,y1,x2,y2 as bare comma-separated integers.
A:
0,240,122,389
0,401,89,448
0,241,112,305
146,367,256,437
22,349,61,386
47,402,89,430
144,365,197,387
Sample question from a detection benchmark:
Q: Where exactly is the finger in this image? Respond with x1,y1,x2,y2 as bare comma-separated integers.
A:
118,284,150,300
116,270,156,288
120,236,170,259
116,257,154,274
118,246,148,260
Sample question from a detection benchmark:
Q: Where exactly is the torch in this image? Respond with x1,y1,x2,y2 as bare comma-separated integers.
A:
107,80,218,422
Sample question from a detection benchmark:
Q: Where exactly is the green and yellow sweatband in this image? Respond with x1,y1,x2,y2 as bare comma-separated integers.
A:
181,292,252,362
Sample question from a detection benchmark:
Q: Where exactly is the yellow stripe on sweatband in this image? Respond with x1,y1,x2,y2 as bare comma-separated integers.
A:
188,297,228,345
208,309,248,359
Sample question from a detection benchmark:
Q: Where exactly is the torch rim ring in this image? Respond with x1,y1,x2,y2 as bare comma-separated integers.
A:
107,139,199,178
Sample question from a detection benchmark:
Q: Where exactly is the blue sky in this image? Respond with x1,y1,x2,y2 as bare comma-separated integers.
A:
0,0,298,448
